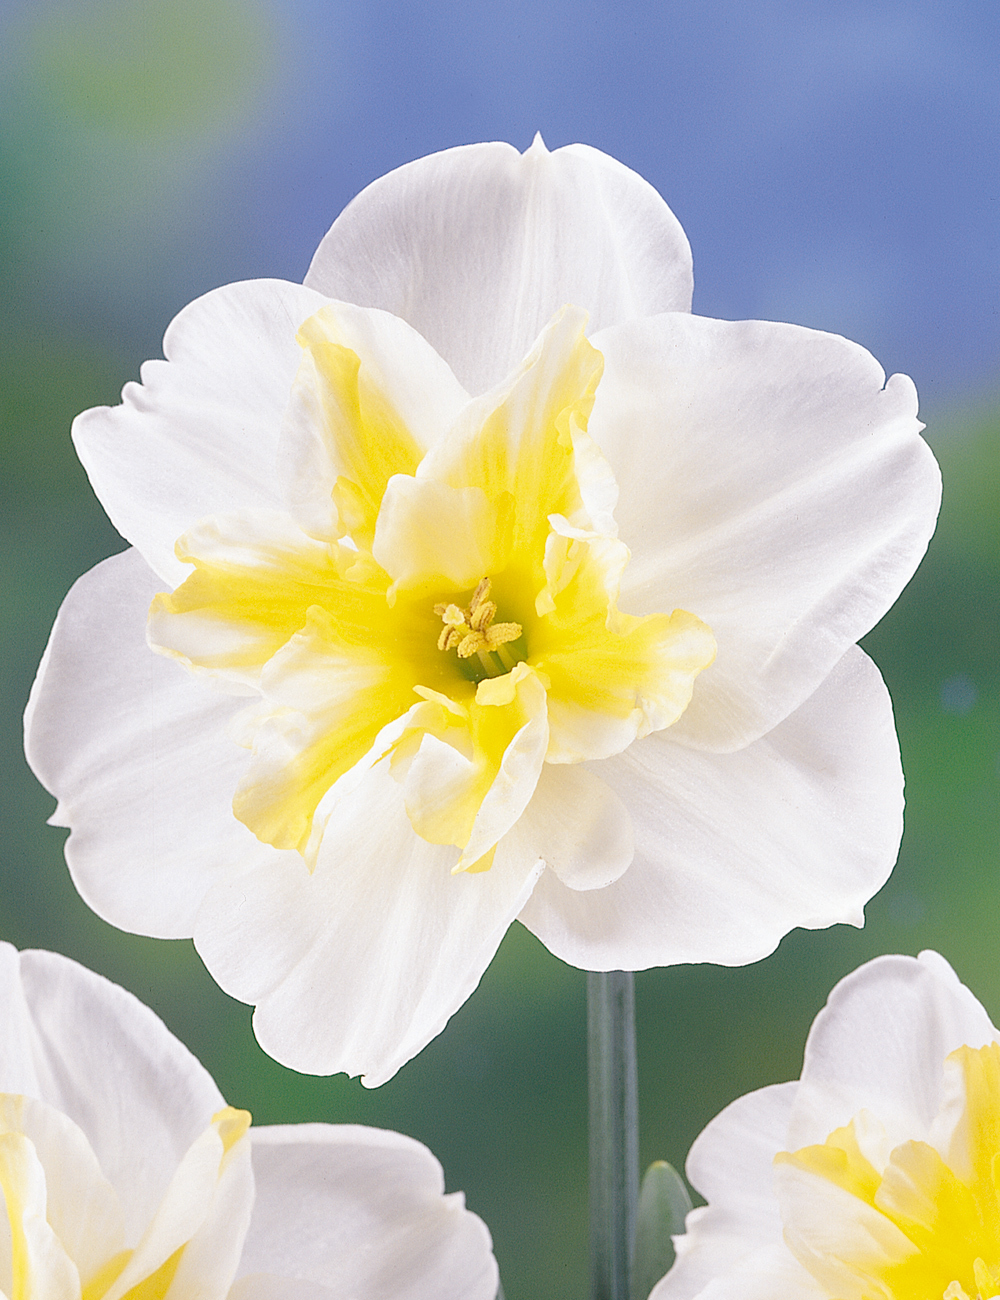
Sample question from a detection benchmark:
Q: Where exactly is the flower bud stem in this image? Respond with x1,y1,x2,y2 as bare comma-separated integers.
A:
588,970,639,1300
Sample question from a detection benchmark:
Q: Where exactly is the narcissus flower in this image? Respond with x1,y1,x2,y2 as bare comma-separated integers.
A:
26,138,940,1083
653,951,1000,1300
0,943,498,1300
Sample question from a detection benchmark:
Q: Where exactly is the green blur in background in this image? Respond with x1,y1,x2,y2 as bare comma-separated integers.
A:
1,3,998,1298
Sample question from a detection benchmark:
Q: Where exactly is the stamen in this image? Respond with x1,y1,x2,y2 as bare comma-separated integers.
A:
435,578,523,678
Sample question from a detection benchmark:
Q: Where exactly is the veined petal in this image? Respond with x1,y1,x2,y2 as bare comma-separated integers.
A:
519,647,901,969
195,762,543,1084
591,312,940,751
148,511,349,689
72,280,331,588
237,1126,498,1300
23,550,299,940
305,137,693,395
283,304,467,548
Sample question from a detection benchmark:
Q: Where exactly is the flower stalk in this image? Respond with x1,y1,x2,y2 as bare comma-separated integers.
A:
589,970,639,1300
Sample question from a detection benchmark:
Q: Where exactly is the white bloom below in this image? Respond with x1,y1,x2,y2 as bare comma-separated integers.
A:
652,951,1000,1300
0,944,498,1300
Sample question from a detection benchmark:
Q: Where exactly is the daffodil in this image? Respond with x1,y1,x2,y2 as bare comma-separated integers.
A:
26,138,940,1083
0,942,498,1300
652,951,1000,1300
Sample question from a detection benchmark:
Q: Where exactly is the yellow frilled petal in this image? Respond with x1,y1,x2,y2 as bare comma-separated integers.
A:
293,307,424,549
149,302,716,870
415,305,605,560
530,527,716,762
777,1043,1000,1300
392,665,549,870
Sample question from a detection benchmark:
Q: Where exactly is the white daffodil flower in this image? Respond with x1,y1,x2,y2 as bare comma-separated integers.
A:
26,138,940,1084
0,942,498,1300
652,951,1000,1300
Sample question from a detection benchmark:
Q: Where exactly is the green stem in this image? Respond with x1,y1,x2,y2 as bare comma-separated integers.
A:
588,971,639,1300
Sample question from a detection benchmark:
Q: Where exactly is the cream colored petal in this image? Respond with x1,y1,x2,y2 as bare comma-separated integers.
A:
774,1159,916,1300
372,476,512,597
234,605,414,856
0,1096,124,1291
282,303,468,548
0,1130,79,1300
458,666,549,870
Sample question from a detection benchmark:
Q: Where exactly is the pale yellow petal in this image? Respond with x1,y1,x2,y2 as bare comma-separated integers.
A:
418,305,604,561
372,475,513,598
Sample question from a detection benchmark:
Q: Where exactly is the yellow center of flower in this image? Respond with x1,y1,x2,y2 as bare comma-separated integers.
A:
147,303,716,871
0,1095,251,1300
434,577,524,679
776,1042,1000,1300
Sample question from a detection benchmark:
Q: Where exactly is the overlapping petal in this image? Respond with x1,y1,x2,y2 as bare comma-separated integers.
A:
651,953,1000,1300
194,762,545,1085
591,312,941,750
72,280,331,588
305,136,694,395
0,945,499,1300
519,647,902,969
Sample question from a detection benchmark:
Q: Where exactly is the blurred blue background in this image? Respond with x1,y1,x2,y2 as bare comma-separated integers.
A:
0,2,997,1296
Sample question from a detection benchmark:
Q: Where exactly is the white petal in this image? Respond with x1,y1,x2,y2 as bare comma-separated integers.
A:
506,763,634,891
194,763,543,1084
237,1125,498,1300
72,279,330,587
306,138,693,395
159,1118,254,1300
651,1082,797,1299
3,947,223,1244
652,1242,825,1300
518,647,901,969
590,312,941,751
229,1277,332,1299
23,550,300,940
460,666,549,870
0,1129,79,1300
787,952,999,1153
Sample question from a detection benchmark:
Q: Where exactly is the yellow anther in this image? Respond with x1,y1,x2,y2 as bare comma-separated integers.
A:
435,578,523,677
